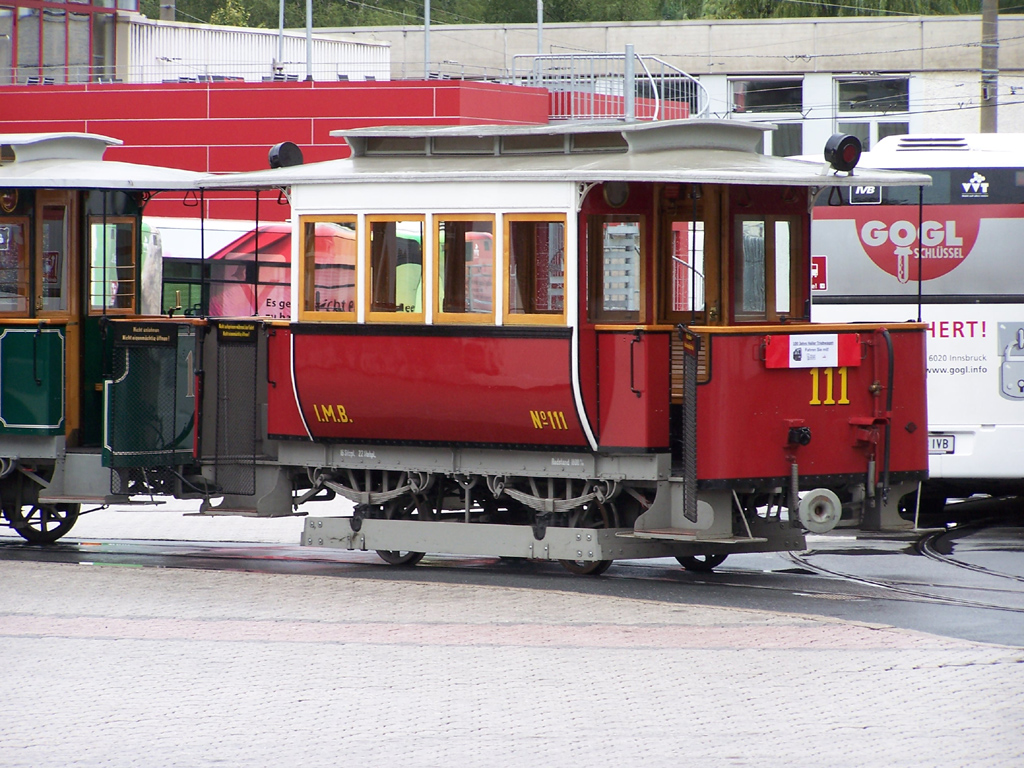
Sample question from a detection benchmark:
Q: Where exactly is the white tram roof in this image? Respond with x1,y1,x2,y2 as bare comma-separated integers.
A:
199,119,932,190
0,132,202,190
857,133,1024,169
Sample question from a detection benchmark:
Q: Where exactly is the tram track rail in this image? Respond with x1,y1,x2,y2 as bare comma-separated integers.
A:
918,521,1024,585
787,522,1024,614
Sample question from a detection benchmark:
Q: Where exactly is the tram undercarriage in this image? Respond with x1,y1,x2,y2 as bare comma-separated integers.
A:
186,440,919,574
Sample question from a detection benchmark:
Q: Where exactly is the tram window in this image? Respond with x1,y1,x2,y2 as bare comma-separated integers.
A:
368,216,424,320
588,215,643,323
89,218,135,313
774,221,791,315
505,215,566,325
436,216,494,322
733,216,800,322
40,205,69,313
738,220,766,316
0,218,30,315
300,216,357,320
669,219,704,314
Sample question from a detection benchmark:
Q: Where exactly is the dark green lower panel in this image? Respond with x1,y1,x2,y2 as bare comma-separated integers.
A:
0,326,64,435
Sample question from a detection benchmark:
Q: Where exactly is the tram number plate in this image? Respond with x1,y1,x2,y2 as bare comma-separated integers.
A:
928,434,955,455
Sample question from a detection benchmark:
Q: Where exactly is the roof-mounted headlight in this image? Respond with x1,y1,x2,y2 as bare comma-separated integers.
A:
824,133,861,173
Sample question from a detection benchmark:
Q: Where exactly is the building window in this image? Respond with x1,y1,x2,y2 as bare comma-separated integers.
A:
731,78,803,114
837,121,872,151
0,8,13,86
771,123,803,157
16,6,38,83
837,76,909,113
878,122,910,142
7,2,119,84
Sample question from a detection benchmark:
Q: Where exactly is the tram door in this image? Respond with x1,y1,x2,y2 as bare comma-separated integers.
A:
655,185,723,473
34,191,82,444
33,190,146,447
588,203,670,450
80,192,149,448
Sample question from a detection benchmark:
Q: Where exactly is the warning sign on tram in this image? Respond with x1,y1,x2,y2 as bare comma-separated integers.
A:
111,321,178,347
216,321,258,344
764,333,861,369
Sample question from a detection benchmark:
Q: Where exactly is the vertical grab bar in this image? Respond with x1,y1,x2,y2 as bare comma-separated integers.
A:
32,321,44,386
629,329,643,398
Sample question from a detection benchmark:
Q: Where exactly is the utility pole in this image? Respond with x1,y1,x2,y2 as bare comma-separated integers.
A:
425,0,431,80
980,0,998,132
537,0,543,55
305,0,313,81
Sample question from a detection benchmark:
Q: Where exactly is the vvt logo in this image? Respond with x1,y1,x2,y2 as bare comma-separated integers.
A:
961,172,989,198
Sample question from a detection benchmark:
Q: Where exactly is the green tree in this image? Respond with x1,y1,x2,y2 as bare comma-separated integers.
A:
210,0,251,25
137,0,1003,26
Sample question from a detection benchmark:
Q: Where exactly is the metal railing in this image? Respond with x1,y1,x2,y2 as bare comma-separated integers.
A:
512,49,708,122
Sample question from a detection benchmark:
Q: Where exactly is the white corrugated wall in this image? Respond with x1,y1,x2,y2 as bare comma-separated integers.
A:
128,18,390,83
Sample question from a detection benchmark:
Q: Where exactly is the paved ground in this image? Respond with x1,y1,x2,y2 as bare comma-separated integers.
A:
1,503,1023,767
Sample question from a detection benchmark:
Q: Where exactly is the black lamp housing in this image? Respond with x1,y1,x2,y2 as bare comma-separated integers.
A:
823,133,862,173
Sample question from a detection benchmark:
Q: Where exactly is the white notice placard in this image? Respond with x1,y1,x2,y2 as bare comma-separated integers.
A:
788,334,839,368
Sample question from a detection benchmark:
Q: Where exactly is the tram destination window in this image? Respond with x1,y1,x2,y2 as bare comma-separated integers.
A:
589,215,643,323
88,218,135,313
0,218,30,314
436,216,494,322
300,216,356,320
505,215,566,324
368,216,424,320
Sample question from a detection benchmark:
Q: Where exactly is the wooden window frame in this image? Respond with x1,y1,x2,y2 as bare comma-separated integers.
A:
732,214,801,324
298,214,357,322
87,215,137,316
365,214,426,324
434,214,495,325
502,213,568,327
587,213,645,325
0,215,32,317
35,190,77,319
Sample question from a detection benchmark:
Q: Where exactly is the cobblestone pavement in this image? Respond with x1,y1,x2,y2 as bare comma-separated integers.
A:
2,535,1023,768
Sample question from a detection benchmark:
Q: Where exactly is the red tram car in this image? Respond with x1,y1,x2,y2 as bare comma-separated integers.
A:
1,122,932,575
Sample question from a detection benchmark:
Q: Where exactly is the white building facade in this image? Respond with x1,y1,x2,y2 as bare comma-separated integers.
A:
320,15,1024,152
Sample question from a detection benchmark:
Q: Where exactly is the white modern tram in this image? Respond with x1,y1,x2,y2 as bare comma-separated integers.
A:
808,133,1024,518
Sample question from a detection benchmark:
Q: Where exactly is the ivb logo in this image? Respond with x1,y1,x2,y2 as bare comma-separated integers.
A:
850,185,882,205
961,172,989,199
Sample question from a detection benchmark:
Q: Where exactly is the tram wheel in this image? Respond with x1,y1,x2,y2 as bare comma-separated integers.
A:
559,558,613,576
676,553,727,572
374,495,431,566
375,550,426,566
5,503,80,545
558,500,614,577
